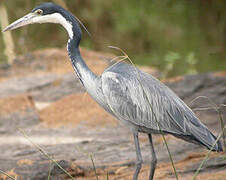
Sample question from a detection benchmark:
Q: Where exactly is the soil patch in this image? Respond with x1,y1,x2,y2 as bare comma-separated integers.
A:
39,93,117,128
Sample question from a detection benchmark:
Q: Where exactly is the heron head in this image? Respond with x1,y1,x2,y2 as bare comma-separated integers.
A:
2,3,74,39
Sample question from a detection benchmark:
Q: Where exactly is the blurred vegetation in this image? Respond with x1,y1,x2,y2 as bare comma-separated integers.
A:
0,0,225,77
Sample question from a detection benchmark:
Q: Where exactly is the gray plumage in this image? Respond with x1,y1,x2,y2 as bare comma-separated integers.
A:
3,3,222,180
100,62,221,150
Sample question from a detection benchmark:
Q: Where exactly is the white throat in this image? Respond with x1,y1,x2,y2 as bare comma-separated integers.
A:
32,13,74,39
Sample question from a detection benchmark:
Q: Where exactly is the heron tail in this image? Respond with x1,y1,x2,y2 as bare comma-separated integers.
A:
172,115,223,152
197,130,223,152
189,123,223,152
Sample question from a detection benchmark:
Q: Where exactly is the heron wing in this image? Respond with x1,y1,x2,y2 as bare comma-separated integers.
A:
101,62,212,139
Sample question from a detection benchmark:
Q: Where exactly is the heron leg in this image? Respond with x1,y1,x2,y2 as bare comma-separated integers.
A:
148,134,157,180
133,132,143,180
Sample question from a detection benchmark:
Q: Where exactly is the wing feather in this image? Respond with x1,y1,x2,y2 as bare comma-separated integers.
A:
100,62,222,151
102,63,206,133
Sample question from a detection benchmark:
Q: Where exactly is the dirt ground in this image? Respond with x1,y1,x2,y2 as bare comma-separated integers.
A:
0,48,225,180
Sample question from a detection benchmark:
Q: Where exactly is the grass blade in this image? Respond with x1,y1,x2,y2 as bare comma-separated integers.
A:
106,170,109,180
18,128,75,180
48,161,53,180
0,169,17,180
192,127,225,180
90,154,99,180
190,96,225,151
218,107,226,151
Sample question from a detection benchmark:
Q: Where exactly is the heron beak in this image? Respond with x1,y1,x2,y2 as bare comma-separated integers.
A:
2,13,37,32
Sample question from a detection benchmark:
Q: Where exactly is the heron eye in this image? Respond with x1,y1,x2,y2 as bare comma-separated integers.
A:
35,9,43,15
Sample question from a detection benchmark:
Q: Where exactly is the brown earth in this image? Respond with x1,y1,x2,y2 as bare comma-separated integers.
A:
0,47,225,180
0,94,34,116
39,93,117,128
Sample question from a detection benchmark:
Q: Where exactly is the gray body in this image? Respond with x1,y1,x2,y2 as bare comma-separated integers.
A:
3,3,222,179
89,62,218,148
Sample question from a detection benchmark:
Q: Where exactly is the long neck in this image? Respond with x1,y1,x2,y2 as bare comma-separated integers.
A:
67,39,97,87
64,13,97,90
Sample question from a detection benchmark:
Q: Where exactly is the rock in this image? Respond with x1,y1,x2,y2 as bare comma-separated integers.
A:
166,73,226,106
0,74,59,98
30,73,85,102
